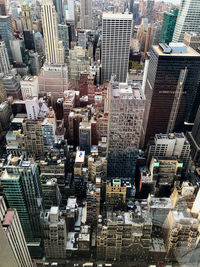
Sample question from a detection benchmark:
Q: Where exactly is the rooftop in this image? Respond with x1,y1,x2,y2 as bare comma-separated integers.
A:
3,210,15,226
103,12,133,20
111,81,145,100
154,44,200,57
75,151,85,163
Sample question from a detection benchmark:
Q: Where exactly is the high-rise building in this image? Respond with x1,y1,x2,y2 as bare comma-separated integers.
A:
9,40,29,65
163,210,199,259
0,101,11,130
172,0,200,42
86,183,100,224
53,0,63,24
0,155,43,242
42,178,61,209
0,77,7,103
183,32,200,51
187,106,200,165
34,31,45,67
58,24,69,57
129,0,134,13
22,119,45,158
23,31,36,52
2,74,22,100
78,30,87,49
43,207,67,259
143,43,200,146
147,133,191,172
0,16,15,63
38,63,68,102
79,120,91,154
160,9,179,44
67,0,75,21
146,0,154,23
107,78,145,178
97,208,152,261
80,0,92,29
0,40,10,74
29,51,40,75
0,196,33,267
0,0,6,16
101,13,133,83
41,0,65,64
21,76,39,100
25,96,40,120
21,2,33,31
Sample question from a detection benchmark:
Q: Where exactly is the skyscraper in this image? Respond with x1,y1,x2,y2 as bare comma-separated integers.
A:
172,0,200,42
0,155,43,242
67,0,75,21
41,0,65,64
146,0,154,23
107,78,145,178
160,9,179,44
143,43,200,146
0,196,33,267
101,13,133,83
187,106,200,164
43,207,67,259
0,16,15,63
58,24,69,57
80,0,92,29
129,0,134,13
53,0,62,24
21,1,33,31
0,40,10,74
0,77,7,103
0,0,6,16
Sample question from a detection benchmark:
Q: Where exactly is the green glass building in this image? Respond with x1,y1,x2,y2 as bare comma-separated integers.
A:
160,9,179,44
0,155,43,242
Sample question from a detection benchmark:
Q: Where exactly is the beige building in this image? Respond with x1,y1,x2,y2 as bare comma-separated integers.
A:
38,63,68,102
86,183,100,223
43,207,67,259
106,179,126,210
21,2,33,31
68,46,90,87
97,208,152,261
0,196,33,267
22,119,45,158
163,210,199,259
41,0,65,64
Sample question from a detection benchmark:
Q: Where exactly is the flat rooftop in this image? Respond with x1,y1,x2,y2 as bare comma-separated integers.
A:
154,44,200,57
103,12,133,20
111,82,145,100
75,151,85,163
3,210,15,226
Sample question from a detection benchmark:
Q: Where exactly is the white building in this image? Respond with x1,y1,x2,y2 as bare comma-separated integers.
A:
101,13,133,83
80,0,92,29
20,76,39,100
25,97,40,120
66,0,75,21
147,133,191,171
0,41,10,75
41,0,65,64
172,0,200,42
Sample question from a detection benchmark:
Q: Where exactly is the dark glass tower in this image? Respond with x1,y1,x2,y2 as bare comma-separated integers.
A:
143,44,200,146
